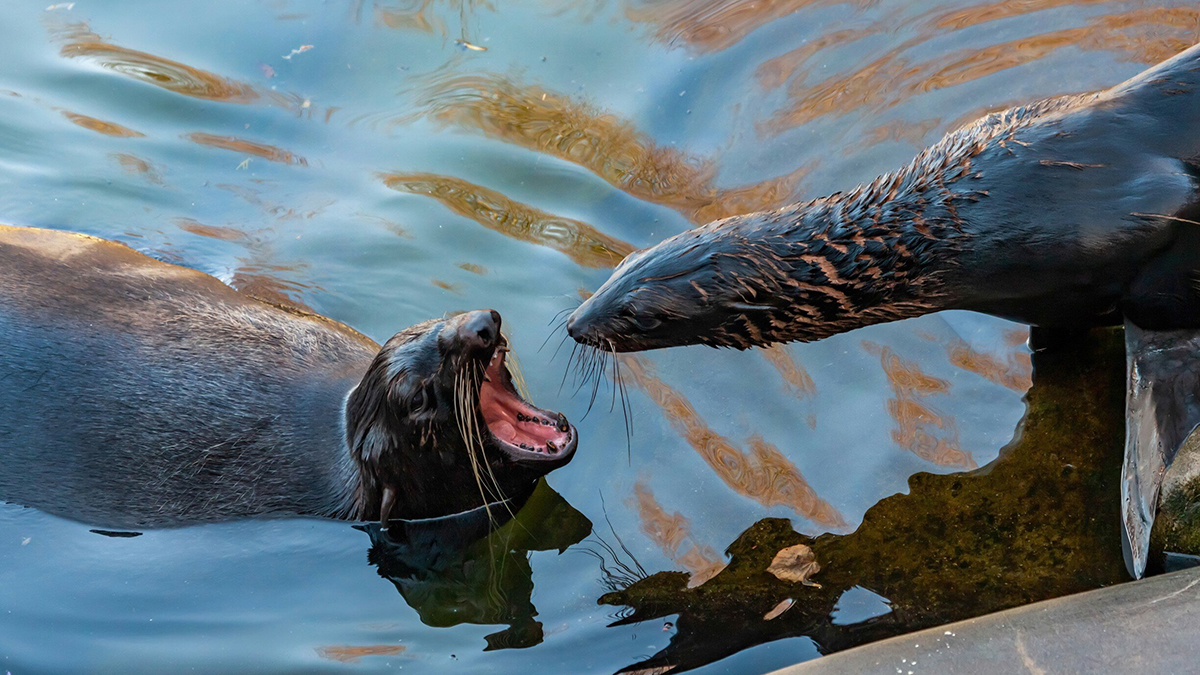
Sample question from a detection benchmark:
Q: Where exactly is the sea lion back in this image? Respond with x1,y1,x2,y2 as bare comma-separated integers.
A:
0,225,378,528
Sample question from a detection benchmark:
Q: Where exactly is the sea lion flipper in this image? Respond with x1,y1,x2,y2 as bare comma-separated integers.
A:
380,486,397,530
1122,321,1200,578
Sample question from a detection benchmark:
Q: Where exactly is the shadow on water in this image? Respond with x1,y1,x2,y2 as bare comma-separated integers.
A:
361,480,592,651
602,329,1131,674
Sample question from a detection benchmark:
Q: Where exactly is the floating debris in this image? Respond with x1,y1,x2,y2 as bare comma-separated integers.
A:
45,2,74,10
767,543,821,587
259,64,275,78
282,44,313,60
764,598,795,620
455,39,487,52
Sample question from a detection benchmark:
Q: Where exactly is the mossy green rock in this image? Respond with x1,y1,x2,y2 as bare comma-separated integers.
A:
602,330,1133,673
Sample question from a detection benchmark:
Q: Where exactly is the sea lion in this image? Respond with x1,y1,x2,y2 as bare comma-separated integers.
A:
0,224,577,529
566,44,1200,578
567,44,1200,352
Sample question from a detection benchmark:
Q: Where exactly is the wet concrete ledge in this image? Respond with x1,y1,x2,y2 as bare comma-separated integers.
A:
771,566,1200,675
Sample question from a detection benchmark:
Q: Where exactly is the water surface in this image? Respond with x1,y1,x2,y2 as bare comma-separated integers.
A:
1,0,1189,672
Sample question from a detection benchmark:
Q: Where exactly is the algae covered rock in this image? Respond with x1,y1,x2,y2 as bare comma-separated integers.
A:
601,329,1132,673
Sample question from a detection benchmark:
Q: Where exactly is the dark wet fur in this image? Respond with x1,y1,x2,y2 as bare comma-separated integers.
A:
346,314,573,521
571,44,1200,351
0,226,568,528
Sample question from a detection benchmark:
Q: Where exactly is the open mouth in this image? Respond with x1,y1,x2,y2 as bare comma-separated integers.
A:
478,340,577,460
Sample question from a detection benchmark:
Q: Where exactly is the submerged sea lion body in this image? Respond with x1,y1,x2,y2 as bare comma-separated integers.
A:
0,225,576,529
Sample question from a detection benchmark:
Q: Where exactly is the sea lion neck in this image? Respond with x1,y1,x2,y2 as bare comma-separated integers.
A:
569,141,982,351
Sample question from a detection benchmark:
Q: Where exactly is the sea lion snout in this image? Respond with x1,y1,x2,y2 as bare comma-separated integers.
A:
565,309,592,344
455,309,502,352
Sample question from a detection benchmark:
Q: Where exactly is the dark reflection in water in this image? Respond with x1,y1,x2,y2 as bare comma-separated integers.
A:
603,330,1130,673
363,480,592,651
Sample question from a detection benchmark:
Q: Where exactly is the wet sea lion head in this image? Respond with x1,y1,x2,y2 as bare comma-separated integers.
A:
346,309,578,521
567,218,809,352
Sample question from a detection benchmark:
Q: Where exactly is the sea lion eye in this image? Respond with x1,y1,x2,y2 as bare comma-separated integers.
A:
398,380,438,417
630,313,662,331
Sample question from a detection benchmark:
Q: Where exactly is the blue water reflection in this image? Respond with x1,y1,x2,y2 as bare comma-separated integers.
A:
0,0,1185,671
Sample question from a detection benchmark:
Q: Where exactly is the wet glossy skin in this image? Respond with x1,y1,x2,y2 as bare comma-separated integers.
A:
0,225,576,526
1,1,1197,673
569,49,1200,352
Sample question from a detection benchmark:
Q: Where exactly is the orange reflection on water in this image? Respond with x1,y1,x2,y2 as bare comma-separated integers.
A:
759,344,816,399
61,110,144,138
863,340,975,469
632,481,690,556
185,133,308,166
624,0,854,54
112,153,163,185
928,0,1112,32
171,217,316,311
1004,327,1031,346
173,217,246,241
413,73,810,224
845,117,943,154
631,481,726,586
372,0,444,33
316,645,406,663
759,7,1198,134
54,22,301,110
621,355,846,528
942,337,1032,392
431,278,463,293
381,171,634,268
218,183,335,222
230,264,316,312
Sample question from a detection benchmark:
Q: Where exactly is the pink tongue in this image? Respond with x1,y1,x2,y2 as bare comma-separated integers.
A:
520,419,565,444
492,420,517,442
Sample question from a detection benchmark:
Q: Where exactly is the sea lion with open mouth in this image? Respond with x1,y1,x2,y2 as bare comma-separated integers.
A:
0,224,577,529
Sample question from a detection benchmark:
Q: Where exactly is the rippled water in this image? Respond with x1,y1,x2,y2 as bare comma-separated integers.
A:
0,0,1191,672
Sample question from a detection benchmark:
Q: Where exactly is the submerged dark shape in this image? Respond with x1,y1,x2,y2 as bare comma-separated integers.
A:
0,225,577,529
569,44,1200,351
601,330,1134,674
361,480,592,651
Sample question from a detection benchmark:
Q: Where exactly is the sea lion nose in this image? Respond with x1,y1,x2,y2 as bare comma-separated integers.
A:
566,309,596,345
460,309,501,350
